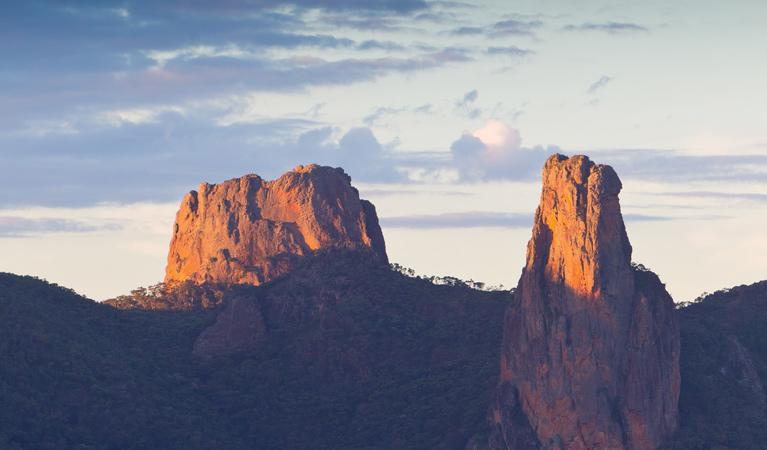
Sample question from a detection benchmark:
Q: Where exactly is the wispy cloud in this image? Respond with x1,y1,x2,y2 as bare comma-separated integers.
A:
0,1,463,135
0,216,122,238
357,40,407,51
450,26,484,36
454,89,481,119
381,211,533,229
603,151,767,183
492,19,544,36
587,75,612,93
563,22,648,34
487,46,534,57
319,15,400,31
653,191,767,203
622,214,671,222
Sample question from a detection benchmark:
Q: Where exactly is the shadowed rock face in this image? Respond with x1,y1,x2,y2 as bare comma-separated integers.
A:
165,164,387,285
192,296,267,358
490,154,680,450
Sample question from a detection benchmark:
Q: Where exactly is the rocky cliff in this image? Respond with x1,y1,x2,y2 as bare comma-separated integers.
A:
490,154,680,450
164,164,387,285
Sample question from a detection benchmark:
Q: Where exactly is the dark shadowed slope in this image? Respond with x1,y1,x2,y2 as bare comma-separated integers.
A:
0,248,508,450
665,280,767,449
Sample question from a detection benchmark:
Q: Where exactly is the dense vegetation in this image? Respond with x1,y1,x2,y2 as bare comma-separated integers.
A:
0,249,509,449
3,249,767,449
664,281,767,450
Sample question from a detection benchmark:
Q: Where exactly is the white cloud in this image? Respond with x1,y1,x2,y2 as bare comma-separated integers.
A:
98,106,186,126
450,118,547,181
472,118,521,156
587,75,612,94
144,44,259,68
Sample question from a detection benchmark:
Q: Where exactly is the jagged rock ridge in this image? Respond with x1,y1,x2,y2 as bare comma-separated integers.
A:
490,154,680,450
165,164,387,286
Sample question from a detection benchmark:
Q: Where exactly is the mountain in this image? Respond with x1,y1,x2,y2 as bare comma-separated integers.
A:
0,250,509,449
666,280,767,449
4,158,767,449
165,164,387,286
489,155,680,450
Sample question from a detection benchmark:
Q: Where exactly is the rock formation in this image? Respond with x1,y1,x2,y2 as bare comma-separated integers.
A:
192,295,267,358
490,154,680,450
165,164,387,285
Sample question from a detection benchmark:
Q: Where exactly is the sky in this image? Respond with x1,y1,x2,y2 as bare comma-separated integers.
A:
1,0,766,302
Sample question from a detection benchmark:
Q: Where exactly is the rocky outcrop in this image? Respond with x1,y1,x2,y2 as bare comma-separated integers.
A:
165,164,387,285
490,154,680,450
723,335,765,405
192,295,266,358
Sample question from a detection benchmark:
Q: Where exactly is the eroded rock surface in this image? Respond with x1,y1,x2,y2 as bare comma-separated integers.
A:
490,154,680,450
192,296,266,358
165,164,387,285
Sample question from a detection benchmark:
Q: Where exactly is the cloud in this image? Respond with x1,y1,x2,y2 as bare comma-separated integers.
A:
290,126,404,183
449,119,550,181
1,1,466,134
320,15,400,31
363,106,408,126
451,27,484,36
0,116,320,208
587,75,612,93
622,214,671,222
414,104,434,114
2,48,468,136
454,89,481,119
487,46,534,57
601,151,767,184
460,90,478,104
0,216,122,238
357,40,407,51
492,19,544,36
653,191,767,204
563,22,648,34
381,211,533,229
49,0,429,15
289,0,428,13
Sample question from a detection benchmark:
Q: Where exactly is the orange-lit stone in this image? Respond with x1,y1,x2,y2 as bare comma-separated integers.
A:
164,164,387,286
490,154,680,450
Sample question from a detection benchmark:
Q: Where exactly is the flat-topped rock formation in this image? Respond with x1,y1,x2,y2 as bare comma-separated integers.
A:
165,164,387,286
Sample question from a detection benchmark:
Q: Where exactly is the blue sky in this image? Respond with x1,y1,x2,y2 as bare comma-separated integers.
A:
1,0,766,300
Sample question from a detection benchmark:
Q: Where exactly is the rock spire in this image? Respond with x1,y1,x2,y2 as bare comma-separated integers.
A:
490,154,680,450
165,164,387,285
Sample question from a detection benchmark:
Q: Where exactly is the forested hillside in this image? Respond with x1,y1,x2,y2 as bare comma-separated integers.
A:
3,249,767,449
666,280,767,449
0,249,508,449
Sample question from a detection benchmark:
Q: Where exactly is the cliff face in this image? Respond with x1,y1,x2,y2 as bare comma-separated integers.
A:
490,154,680,450
165,164,387,285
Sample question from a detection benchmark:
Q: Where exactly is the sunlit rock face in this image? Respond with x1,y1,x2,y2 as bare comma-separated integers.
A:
490,154,680,450
165,164,387,285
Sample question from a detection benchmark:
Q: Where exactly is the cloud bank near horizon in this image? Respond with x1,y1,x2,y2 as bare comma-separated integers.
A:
4,110,767,209
3,0,766,211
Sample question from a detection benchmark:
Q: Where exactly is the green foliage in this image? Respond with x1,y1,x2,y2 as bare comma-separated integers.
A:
103,280,226,311
0,251,509,449
11,253,767,449
390,262,507,292
663,280,767,449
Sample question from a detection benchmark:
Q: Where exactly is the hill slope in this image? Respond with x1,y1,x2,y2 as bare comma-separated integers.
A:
4,256,767,449
0,249,508,449
665,280,767,449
